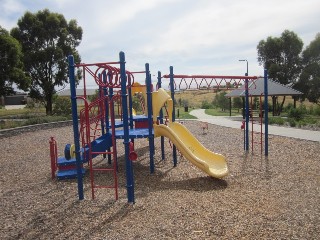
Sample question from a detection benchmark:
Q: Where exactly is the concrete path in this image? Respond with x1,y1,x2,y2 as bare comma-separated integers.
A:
4,105,26,110
189,109,320,142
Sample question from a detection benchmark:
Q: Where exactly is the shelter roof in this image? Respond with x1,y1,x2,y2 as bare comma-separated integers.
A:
225,77,303,97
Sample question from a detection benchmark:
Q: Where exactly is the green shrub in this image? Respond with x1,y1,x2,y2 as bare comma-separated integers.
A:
304,117,317,125
233,97,243,110
284,103,294,112
53,97,72,116
181,99,189,107
299,104,308,114
88,90,99,102
201,100,212,109
312,105,320,116
287,107,304,120
298,119,307,128
269,117,285,125
213,91,229,111
0,120,23,129
25,101,35,109
288,118,296,127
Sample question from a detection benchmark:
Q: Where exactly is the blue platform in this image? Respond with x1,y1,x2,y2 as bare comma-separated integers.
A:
111,120,124,128
57,156,83,166
115,128,153,139
83,133,113,159
132,115,148,121
57,168,86,180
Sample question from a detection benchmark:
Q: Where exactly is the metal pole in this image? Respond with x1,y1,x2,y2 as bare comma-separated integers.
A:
264,69,269,156
169,66,177,167
239,59,249,151
146,63,155,173
158,71,165,160
68,55,84,200
239,60,249,152
245,78,249,151
119,51,134,203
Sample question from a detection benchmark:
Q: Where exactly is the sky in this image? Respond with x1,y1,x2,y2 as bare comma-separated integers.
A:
1,0,320,88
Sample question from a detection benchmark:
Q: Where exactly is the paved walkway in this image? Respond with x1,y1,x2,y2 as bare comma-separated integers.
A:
189,109,320,142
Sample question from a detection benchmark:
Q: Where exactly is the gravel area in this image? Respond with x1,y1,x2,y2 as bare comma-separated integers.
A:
0,121,319,239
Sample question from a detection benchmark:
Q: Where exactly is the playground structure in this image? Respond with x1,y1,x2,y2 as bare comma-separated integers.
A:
50,52,269,203
162,70,269,155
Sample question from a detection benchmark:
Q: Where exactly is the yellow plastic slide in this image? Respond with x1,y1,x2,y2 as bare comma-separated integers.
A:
152,88,229,178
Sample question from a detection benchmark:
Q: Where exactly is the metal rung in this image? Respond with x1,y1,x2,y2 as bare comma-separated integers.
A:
92,168,115,172
93,185,116,189
91,151,113,155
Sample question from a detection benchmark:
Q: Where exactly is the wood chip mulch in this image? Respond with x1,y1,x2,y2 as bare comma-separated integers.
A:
0,121,319,239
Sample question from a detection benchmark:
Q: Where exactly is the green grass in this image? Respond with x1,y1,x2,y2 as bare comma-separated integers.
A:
268,117,286,125
175,107,197,119
0,115,71,130
205,108,242,116
0,107,46,118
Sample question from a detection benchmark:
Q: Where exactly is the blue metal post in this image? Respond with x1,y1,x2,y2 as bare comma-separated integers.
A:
119,52,134,203
102,72,112,163
242,97,245,150
264,69,269,156
245,78,249,152
107,71,113,132
108,70,118,167
128,75,134,130
68,55,84,200
100,73,105,136
146,64,155,173
169,66,177,167
158,71,165,160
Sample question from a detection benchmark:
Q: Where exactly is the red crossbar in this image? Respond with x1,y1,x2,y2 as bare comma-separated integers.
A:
163,74,258,79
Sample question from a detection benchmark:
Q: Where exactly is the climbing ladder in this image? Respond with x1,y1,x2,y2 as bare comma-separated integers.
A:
80,94,118,200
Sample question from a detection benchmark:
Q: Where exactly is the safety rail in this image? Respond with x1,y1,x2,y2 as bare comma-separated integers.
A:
49,137,58,179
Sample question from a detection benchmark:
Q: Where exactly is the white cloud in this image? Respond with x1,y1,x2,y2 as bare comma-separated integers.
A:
0,0,319,81
0,0,25,28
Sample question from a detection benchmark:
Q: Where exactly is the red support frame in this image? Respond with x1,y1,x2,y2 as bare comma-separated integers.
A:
49,137,58,179
250,94,263,154
162,74,258,91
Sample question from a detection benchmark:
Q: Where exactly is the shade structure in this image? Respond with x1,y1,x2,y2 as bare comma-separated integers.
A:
225,77,303,97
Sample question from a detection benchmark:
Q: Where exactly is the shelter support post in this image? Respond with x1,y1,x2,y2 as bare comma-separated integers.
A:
264,69,269,156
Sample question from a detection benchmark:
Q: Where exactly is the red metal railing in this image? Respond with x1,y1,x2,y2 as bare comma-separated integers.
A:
49,137,58,179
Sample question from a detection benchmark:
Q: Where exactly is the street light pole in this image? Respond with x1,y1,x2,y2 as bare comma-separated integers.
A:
239,59,248,76
239,59,249,151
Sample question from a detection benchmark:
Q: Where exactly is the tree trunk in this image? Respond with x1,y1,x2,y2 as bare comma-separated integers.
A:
279,96,286,115
46,95,53,115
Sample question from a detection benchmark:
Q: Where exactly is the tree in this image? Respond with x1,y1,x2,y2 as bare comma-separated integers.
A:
213,91,229,111
296,33,320,105
257,30,304,113
233,97,242,112
11,9,82,114
0,26,30,97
